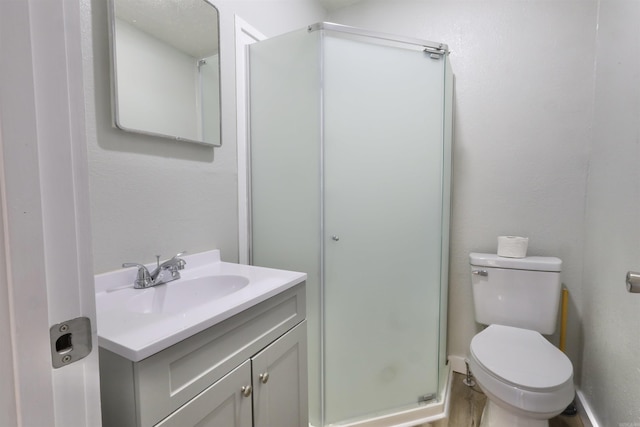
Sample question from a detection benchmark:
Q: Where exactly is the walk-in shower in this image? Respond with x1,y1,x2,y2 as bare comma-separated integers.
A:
249,23,453,426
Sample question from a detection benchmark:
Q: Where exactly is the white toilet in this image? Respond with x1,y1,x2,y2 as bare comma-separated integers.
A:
468,253,574,427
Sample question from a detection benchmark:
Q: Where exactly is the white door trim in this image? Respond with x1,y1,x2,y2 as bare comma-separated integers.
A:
235,15,266,265
0,1,101,426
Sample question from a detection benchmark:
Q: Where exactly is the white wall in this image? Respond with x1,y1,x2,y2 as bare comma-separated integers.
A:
581,1,640,424
328,0,597,379
86,0,326,273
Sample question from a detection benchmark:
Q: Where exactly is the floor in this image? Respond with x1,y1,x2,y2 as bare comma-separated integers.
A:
446,372,583,427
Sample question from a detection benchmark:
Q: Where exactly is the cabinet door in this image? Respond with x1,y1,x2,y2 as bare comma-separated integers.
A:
252,321,308,427
155,360,252,427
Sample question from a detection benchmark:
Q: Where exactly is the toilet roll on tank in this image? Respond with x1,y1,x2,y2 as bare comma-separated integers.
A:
497,236,529,258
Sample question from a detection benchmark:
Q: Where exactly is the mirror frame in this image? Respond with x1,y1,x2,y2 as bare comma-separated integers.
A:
107,0,222,147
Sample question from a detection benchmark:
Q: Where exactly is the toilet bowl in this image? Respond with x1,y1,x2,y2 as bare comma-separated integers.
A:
469,325,574,426
468,253,575,426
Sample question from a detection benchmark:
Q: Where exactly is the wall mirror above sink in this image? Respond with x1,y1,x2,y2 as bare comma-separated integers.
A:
107,0,221,146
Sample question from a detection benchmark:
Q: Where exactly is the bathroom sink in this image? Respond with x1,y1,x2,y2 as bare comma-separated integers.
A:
126,275,250,314
95,249,306,361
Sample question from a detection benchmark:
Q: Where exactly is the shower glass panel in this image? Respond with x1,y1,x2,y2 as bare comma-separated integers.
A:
250,23,451,427
249,28,323,426
323,34,444,424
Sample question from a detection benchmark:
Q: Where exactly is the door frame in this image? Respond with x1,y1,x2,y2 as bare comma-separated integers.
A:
235,15,265,265
0,1,101,426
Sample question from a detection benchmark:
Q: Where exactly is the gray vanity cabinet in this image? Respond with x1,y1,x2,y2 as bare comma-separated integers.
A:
99,283,307,427
156,321,307,427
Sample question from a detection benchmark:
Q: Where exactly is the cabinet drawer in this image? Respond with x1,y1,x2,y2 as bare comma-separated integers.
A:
136,283,305,426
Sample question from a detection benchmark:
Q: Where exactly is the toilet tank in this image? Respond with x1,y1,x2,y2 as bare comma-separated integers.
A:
470,253,562,335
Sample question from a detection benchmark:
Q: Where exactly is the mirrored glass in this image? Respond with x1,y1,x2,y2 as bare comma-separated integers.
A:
108,0,221,146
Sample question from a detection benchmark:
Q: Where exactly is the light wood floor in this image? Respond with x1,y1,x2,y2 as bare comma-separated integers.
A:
447,372,583,427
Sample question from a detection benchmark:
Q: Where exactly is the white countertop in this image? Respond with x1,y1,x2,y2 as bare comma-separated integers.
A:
95,250,306,361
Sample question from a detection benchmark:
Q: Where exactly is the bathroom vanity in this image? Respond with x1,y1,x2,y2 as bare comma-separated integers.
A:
95,250,307,427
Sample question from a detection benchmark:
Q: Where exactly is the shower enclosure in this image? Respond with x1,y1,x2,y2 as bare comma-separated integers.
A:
249,23,453,426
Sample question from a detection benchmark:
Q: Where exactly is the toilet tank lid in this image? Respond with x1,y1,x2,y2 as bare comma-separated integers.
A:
470,253,562,272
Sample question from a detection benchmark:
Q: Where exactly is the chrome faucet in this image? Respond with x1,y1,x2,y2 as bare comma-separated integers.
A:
123,252,187,289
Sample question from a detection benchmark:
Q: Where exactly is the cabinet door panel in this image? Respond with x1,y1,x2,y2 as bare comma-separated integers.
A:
252,320,308,427
155,360,252,427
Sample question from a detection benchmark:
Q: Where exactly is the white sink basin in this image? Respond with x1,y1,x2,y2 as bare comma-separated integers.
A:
95,250,306,361
125,275,250,315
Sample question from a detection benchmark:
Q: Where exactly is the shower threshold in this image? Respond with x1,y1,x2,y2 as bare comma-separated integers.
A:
317,366,452,427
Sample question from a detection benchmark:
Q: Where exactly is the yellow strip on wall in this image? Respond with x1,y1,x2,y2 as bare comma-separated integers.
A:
560,287,569,353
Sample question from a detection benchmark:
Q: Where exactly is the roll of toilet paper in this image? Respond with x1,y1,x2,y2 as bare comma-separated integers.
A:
497,236,529,258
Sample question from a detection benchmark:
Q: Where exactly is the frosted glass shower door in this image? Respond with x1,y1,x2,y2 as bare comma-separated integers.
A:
323,35,445,424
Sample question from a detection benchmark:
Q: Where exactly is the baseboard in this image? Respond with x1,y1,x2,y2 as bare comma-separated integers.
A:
447,354,468,375
575,389,600,427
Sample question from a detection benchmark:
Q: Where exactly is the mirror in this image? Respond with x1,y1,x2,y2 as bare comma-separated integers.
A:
108,0,221,146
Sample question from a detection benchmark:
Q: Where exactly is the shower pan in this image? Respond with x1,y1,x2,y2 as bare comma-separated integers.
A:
249,22,453,426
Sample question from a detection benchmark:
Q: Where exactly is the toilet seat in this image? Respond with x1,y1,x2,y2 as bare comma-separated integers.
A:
470,324,573,391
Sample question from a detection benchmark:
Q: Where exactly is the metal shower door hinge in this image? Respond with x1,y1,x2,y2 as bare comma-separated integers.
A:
49,317,92,369
424,46,445,60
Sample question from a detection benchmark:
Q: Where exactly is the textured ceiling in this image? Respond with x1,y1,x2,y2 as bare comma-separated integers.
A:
319,0,365,11
318,0,370,11
318,0,365,11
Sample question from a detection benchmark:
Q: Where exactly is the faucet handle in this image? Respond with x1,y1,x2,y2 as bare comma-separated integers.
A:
122,263,153,288
171,252,187,270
